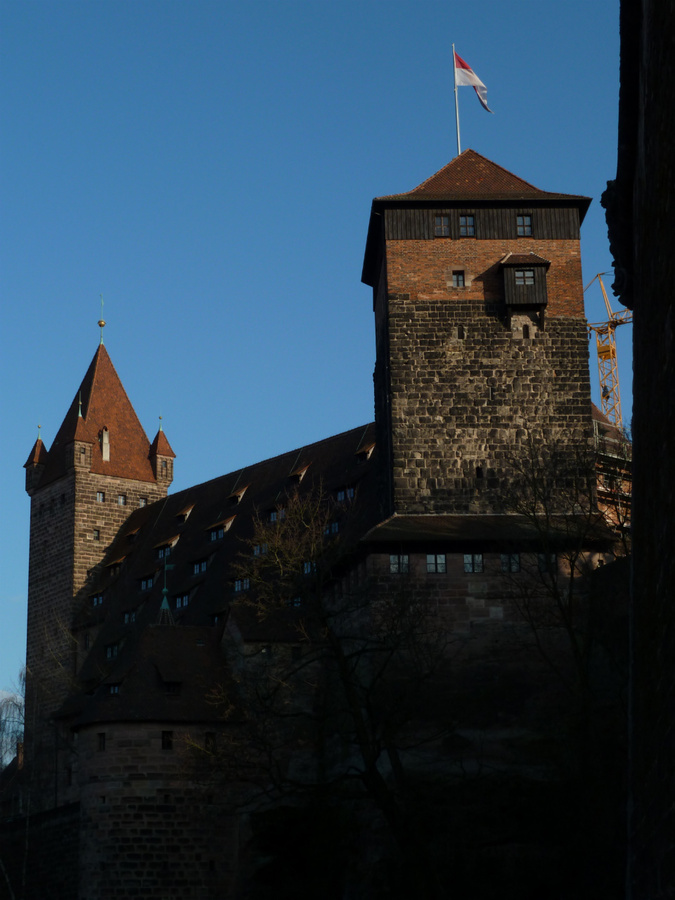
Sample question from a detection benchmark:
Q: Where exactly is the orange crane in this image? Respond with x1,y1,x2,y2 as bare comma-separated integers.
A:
585,273,632,428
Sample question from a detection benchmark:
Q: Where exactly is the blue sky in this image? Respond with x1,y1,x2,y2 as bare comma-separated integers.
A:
0,0,626,693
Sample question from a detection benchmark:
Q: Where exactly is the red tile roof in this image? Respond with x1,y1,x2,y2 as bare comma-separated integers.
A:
377,149,590,203
150,427,176,459
39,344,160,485
23,437,49,468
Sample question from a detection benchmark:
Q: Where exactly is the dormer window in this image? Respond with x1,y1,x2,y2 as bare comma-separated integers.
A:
140,575,155,591
101,427,110,462
207,517,235,542
233,578,250,593
106,643,119,660
175,593,190,609
228,486,248,505
289,465,310,485
356,443,375,464
269,508,286,523
124,610,136,624
337,486,355,503
176,504,194,523
91,593,104,608
253,543,268,556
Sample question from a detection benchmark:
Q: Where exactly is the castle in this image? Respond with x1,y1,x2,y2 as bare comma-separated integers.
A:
2,150,625,899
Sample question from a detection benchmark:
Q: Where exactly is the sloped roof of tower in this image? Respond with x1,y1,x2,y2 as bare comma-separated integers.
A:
150,426,176,459
375,150,591,204
40,344,159,485
23,436,49,469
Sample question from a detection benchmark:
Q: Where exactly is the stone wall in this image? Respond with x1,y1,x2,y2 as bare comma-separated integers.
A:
374,230,592,516
73,722,238,899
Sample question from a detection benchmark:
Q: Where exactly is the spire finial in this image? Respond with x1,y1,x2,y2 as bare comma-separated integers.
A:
37,423,41,441
98,294,106,345
78,391,83,418
159,415,163,432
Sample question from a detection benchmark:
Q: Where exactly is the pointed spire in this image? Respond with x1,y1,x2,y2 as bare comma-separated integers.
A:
39,344,160,486
158,560,175,625
98,294,106,345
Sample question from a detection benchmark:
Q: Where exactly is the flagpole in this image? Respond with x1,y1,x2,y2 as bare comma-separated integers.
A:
452,43,461,156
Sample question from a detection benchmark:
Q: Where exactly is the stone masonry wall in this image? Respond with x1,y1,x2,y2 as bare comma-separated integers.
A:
380,236,592,515
73,722,238,899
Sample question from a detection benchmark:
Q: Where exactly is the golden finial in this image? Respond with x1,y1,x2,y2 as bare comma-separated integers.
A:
159,415,163,432
98,294,106,344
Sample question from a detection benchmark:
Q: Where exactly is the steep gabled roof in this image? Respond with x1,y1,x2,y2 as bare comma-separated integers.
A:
150,427,176,459
40,344,159,485
376,149,589,203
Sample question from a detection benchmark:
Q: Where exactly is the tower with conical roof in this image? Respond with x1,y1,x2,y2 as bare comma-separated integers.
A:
23,340,174,801
362,149,593,516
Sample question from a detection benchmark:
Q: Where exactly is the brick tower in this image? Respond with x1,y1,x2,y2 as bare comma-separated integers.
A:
23,340,174,802
362,150,593,516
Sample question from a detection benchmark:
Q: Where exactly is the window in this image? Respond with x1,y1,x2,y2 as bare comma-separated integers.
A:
516,214,532,236
323,521,339,536
157,545,171,559
452,271,465,288
515,269,535,286
337,486,355,502
303,562,316,576
269,508,286,523
124,610,136,624
389,554,409,574
501,553,520,573
253,543,268,556
426,554,447,574
92,594,104,607
234,578,250,593
434,215,450,237
457,324,465,340
523,324,530,340
93,529,101,541
140,575,154,591
106,643,119,660
117,494,127,507
96,491,105,503
161,731,173,751
193,559,208,575
463,553,484,573
164,681,181,696
210,527,224,542
139,497,148,507
286,596,302,608
459,215,475,236
108,563,121,577
109,684,120,695
97,733,106,752
175,593,190,609
538,553,557,576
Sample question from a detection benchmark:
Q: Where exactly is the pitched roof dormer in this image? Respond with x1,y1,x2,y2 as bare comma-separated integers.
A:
39,344,161,486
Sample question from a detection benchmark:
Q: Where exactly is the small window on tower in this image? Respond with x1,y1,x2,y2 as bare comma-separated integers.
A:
139,497,148,508
96,491,105,503
117,494,127,506
459,215,475,237
452,271,465,288
434,215,450,237
516,215,532,236
515,269,535,286
93,529,101,541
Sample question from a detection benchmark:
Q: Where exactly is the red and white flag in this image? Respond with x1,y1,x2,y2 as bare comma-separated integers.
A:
454,51,493,113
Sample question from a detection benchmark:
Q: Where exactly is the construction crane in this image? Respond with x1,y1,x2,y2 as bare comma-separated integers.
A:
585,273,632,428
